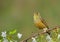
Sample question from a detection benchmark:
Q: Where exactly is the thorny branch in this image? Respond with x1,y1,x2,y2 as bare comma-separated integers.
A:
21,26,60,42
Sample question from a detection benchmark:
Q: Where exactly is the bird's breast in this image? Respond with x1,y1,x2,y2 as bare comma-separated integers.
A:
34,21,46,29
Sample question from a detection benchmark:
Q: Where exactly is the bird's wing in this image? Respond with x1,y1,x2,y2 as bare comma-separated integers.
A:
40,18,49,28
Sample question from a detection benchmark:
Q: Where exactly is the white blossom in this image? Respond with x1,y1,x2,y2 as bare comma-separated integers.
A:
32,37,37,42
1,31,6,38
17,33,22,39
46,35,52,42
3,38,8,42
57,34,60,39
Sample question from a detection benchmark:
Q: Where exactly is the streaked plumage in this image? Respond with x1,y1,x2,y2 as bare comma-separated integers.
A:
33,12,50,35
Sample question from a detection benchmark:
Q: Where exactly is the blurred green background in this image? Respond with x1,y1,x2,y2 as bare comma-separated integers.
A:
0,0,60,42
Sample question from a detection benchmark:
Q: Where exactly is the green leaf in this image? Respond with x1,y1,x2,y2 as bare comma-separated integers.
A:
0,40,2,42
7,35,12,40
0,36,3,40
9,29,17,35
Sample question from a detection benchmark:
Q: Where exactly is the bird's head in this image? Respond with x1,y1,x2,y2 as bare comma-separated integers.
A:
33,12,41,21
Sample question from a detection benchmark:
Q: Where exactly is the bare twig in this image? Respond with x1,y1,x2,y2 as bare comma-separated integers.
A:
21,26,60,42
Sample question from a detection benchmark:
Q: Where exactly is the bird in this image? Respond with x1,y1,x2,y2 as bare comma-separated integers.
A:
33,12,50,35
